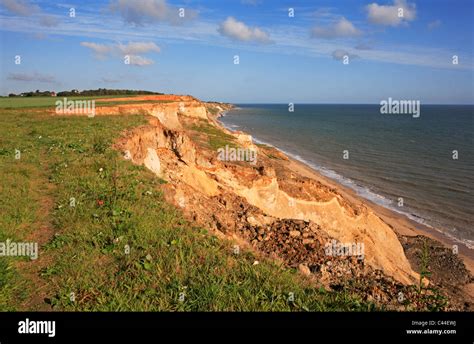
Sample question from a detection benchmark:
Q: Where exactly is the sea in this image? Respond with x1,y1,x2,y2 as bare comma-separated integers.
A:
219,104,474,249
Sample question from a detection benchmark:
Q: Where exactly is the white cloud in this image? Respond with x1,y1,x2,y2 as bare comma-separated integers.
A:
128,55,154,66
332,49,359,61
117,42,160,55
311,17,361,39
109,0,197,25
39,15,60,27
1,0,60,28
218,17,272,43
80,42,114,58
366,0,416,27
80,41,160,66
8,71,57,83
0,0,39,16
0,8,470,71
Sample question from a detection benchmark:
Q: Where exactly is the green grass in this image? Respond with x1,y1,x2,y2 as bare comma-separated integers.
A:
205,105,220,116
0,95,130,109
0,96,172,109
0,108,376,311
189,120,239,151
95,99,173,107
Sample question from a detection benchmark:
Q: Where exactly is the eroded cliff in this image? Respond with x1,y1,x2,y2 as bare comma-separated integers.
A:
110,96,420,286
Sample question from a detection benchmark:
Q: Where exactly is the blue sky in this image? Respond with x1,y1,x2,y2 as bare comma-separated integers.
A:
0,0,473,103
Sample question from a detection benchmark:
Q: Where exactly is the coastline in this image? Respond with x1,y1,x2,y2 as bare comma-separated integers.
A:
215,112,474,276
288,156,474,273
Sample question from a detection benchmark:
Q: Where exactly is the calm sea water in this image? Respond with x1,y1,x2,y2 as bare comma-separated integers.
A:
220,104,474,249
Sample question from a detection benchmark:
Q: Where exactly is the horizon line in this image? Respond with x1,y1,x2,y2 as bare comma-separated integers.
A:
225,102,474,106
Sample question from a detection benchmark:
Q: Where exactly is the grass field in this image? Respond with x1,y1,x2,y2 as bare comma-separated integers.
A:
0,96,171,109
0,103,376,311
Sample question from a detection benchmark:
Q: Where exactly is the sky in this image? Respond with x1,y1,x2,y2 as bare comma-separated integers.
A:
0,0,473,104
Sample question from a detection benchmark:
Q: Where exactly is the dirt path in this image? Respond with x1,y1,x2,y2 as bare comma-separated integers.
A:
15,152,56,311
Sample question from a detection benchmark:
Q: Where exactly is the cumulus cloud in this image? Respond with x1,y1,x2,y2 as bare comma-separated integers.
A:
218,17,272,43
109,0,197,25
366,0,416,27
8,72,57,83
311,17,361,39
80,41,160,66
332,49,359,61
1,0,60,28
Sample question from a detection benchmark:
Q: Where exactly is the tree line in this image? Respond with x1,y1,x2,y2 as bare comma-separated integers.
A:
8,89,164,97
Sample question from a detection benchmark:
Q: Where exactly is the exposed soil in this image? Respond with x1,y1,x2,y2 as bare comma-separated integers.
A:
15,153,56,311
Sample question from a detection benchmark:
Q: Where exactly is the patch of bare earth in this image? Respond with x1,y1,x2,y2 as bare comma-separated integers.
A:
399,235,474,310
15,155,56,311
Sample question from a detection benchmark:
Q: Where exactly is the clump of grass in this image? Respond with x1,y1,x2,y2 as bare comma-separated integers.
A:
189,121,238,151
413,239,447,311
92,136,108,154
205,105,219,116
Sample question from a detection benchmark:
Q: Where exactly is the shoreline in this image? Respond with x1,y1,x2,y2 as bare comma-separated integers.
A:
216,113,474,276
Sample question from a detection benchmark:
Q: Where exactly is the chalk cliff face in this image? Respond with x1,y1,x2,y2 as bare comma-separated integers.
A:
94,96,209,122
111,95,419,286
